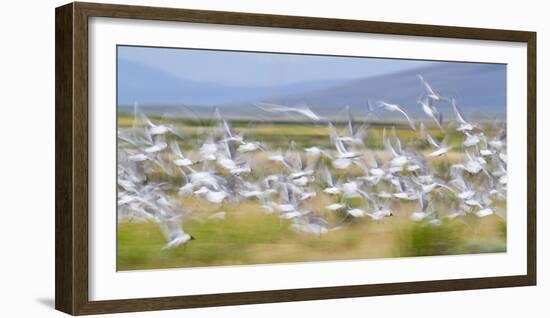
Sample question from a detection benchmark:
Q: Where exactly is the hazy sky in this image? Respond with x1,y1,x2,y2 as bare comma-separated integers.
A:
118,45,434,87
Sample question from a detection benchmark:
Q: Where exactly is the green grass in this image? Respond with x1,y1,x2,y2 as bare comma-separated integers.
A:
398,219,467,256
118,211,292,270
118,201,507,270
117,113,471,150
398,214,507,257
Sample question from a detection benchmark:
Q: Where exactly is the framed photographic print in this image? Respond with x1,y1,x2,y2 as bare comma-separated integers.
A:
55,2,536,315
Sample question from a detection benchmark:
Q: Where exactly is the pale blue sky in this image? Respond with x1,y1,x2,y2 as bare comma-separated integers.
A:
118,45,434,88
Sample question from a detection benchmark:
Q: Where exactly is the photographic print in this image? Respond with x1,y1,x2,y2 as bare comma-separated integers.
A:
116,45,507,271
56,4,535,314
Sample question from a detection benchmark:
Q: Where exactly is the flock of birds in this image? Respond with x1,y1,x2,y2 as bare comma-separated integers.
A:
118,75,507,250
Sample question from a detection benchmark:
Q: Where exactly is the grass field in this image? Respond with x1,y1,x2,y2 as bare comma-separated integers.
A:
118,198,506,270
117,112,507,271
117,112,475,150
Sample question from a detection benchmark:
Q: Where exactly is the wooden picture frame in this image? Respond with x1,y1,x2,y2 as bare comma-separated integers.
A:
55,2,536,315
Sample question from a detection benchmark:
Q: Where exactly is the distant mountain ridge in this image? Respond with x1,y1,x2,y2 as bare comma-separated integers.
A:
255,62,506,116
118,59,347,107
118,58,506,119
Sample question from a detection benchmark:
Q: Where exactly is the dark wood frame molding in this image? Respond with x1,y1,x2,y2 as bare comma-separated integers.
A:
55,2,537,315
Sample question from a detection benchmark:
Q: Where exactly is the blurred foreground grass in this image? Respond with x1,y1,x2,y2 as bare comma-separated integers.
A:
118,203,506,271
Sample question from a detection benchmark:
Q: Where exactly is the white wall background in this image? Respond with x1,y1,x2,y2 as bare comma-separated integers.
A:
0,0,546,316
